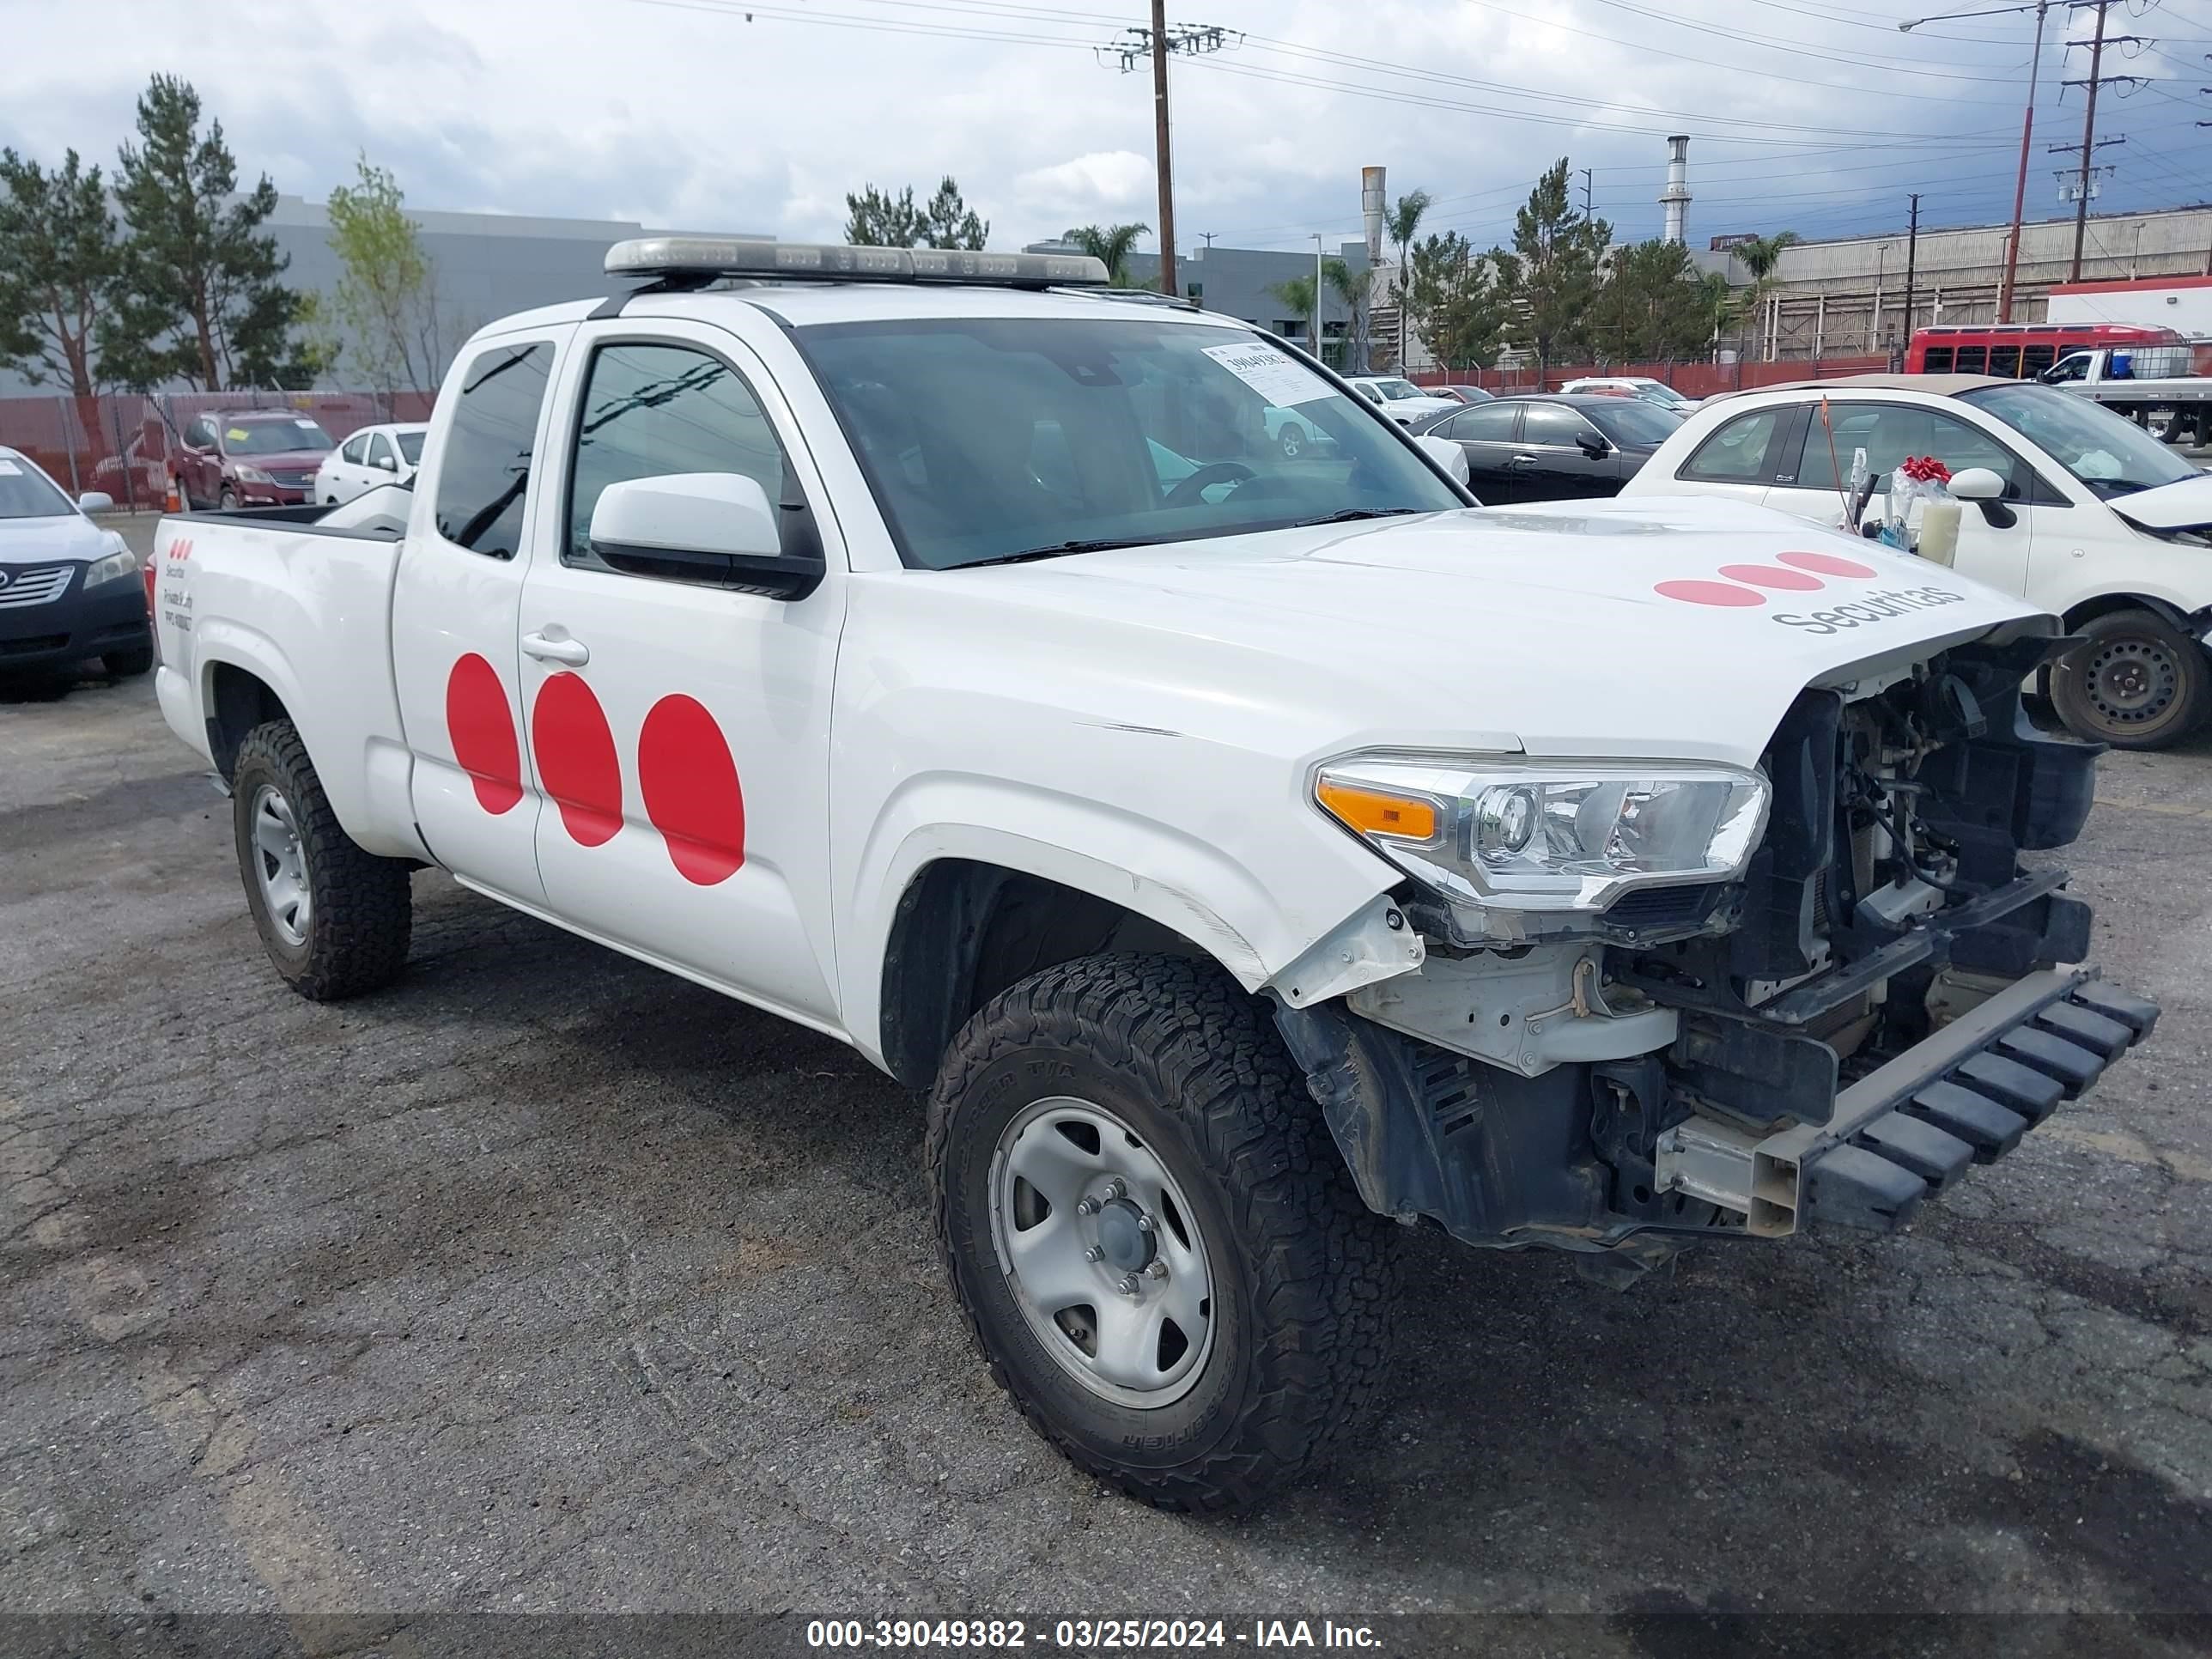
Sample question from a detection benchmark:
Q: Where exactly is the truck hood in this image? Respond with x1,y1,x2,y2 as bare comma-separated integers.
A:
231,448,331,472
957,495,2049,768
2110,471,2212,532
0,512,108,567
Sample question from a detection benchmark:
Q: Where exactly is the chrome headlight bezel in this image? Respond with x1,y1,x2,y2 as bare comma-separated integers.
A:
1315,752,1771,916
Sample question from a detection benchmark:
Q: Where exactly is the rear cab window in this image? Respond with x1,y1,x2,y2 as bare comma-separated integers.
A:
432,340,557,560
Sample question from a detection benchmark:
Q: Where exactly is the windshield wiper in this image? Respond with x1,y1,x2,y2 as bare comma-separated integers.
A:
958,538,1148,568
1279,507,1425,528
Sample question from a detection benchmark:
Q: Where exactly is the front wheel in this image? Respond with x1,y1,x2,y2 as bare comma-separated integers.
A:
927,954,1396,1511
218,485,237,513
2050,607,2211,750
231,720,414,999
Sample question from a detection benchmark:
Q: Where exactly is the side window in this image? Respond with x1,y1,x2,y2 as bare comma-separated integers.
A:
186,417,213,448
1794,403,1929,492
1921,347,1954,373
1521,404,1600,448
434,341,553,560
1925,412,2022,494
1357,384,1384,404
2022,344,2056,377
1953,345,1987,374
1450,403,1520,441
2045,352,2089,383
564,341,789,574
341,433,370,464
1989,345,2022,379
1680,409,1784,483
368,433,394,470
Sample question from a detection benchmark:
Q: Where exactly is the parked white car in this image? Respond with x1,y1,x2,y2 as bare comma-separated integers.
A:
1621,373,2212,747
1342,375,1461,425
1559,376,1701,414
314,422,428,504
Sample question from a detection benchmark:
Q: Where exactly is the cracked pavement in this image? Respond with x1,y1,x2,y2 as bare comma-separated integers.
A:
3,592,2210,1638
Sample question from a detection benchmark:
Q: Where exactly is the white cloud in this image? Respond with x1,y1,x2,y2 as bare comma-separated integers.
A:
1013,151,1155,221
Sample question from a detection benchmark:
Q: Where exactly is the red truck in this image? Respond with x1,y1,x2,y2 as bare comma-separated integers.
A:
173,409,336,510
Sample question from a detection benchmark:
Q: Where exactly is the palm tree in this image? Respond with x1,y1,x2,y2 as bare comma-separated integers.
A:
1328,262,1373,374
1384,190,1431,370
1064,222,1150,288
1267,259,1352,365
1730,230,1801,360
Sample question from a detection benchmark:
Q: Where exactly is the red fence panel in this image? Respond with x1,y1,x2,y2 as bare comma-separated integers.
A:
1413,356,1890,398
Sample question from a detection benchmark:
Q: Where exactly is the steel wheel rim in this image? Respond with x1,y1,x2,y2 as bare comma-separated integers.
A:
2085,637,2179,728
988,1096,1216,1409
250,784,312,947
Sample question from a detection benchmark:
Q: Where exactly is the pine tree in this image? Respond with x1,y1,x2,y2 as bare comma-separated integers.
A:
0,148,121,398
845,177,988,250
103,75,311,390
1490,160,1611,380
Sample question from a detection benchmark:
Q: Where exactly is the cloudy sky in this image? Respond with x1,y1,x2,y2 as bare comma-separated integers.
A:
3,0,2207,257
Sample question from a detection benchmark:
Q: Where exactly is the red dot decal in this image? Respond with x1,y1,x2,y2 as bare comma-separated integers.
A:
445,653,524,815
1655,579,1765,608
531,672,623,847
1719,562,1824,592
637,695,746,885
1778,550,1877,579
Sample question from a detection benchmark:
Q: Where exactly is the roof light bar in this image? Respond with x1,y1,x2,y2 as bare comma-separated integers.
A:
604,236,1109,289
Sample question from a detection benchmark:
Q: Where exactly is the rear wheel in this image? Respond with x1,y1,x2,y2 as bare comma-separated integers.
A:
231,720,413,999
2051,607,2211,750
1279,423,1305,459
927,953,1396,1510
2146,406,2184,445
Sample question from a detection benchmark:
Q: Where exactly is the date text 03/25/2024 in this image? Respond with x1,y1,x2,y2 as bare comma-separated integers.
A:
804,1619,1382,1650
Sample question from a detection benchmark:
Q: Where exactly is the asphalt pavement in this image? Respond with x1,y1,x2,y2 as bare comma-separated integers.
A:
3,516,2210,1651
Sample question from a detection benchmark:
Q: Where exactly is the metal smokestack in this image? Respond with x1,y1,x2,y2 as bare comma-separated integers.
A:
1362,166,1386,263
1660,136,1691,246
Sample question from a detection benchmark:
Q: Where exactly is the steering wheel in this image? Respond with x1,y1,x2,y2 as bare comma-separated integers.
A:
1163,460,1256,508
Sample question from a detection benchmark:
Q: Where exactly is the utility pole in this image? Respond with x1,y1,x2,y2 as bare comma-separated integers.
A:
1109,15,1232,299
1996,0,2048,322
1902,193,1920,358
2063,0,2138,283
1149,0,1176,297
1579,167,1594,219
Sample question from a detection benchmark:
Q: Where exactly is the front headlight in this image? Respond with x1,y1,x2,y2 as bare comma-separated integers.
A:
82,549,138,591
1316,756,1769,915
233,465,273,484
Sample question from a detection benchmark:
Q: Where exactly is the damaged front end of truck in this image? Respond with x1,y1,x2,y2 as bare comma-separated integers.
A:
1273,630,2160,1279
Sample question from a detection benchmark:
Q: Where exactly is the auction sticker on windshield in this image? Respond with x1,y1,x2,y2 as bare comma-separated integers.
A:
1202,342,1330,407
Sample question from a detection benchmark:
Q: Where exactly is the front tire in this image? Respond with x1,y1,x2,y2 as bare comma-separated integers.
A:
231,720,413,999
218,486,237,513
927,953,1395,1510
2051,607,2211,750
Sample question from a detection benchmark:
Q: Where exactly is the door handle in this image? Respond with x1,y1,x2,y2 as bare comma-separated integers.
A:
1510,453,1539,465
522,631,590,666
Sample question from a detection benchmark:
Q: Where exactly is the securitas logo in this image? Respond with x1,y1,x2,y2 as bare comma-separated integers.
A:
1653,550,1966,637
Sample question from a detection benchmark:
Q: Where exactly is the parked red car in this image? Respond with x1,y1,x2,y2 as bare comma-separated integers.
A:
173,410,337,509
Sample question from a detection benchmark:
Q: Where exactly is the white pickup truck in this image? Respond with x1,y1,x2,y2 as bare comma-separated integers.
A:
2043,345,2212,446
152,238,2158,1510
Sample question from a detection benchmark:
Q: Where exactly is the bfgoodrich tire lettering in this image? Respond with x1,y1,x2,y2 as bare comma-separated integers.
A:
231,719,413,1000
927,952,1396,1510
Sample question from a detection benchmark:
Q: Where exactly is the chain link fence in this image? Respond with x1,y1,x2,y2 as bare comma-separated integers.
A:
0,390,440,510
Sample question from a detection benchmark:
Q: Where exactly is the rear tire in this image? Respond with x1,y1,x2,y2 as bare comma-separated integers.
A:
102,645,153,678
927,952,1396,1511
231,720,413,999
2051,607,2211,750
1279,423,1305,459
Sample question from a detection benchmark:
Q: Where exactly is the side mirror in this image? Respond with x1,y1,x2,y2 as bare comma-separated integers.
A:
1578,435,1612,459
76,490,115,514
1948,467,2004,501
1418,434,1472,485
589,471,823,599
374,453,397,471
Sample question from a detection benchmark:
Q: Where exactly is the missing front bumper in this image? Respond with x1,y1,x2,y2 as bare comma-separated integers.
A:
1654,967,2158,1237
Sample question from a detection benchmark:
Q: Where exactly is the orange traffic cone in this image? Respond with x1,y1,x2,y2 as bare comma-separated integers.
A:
163,465,182,514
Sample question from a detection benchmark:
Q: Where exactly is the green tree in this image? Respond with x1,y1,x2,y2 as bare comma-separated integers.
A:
0,148,121,398
1729,230,1801,357
325,153,448,394
102,75,307,390
1383,188,1431,370
1328,260,1373,374
1267,259,1351,365
843,176,988,249
1406,231,1506,374
1490,159,1611,380
1589,238,1715,364
1064,222,1149,287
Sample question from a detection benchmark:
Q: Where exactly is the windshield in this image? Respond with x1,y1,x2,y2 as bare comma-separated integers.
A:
0,455,74,519
1588,400,1686,447
1637,385,1693,409
398,430,426,464
1960,382,2198,497
1370,379,1425,401
801,319,1463,570
226,419,332,455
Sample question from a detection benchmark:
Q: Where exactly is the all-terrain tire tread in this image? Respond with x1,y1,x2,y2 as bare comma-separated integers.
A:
925,952,1398,1512
233,720,413,1000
